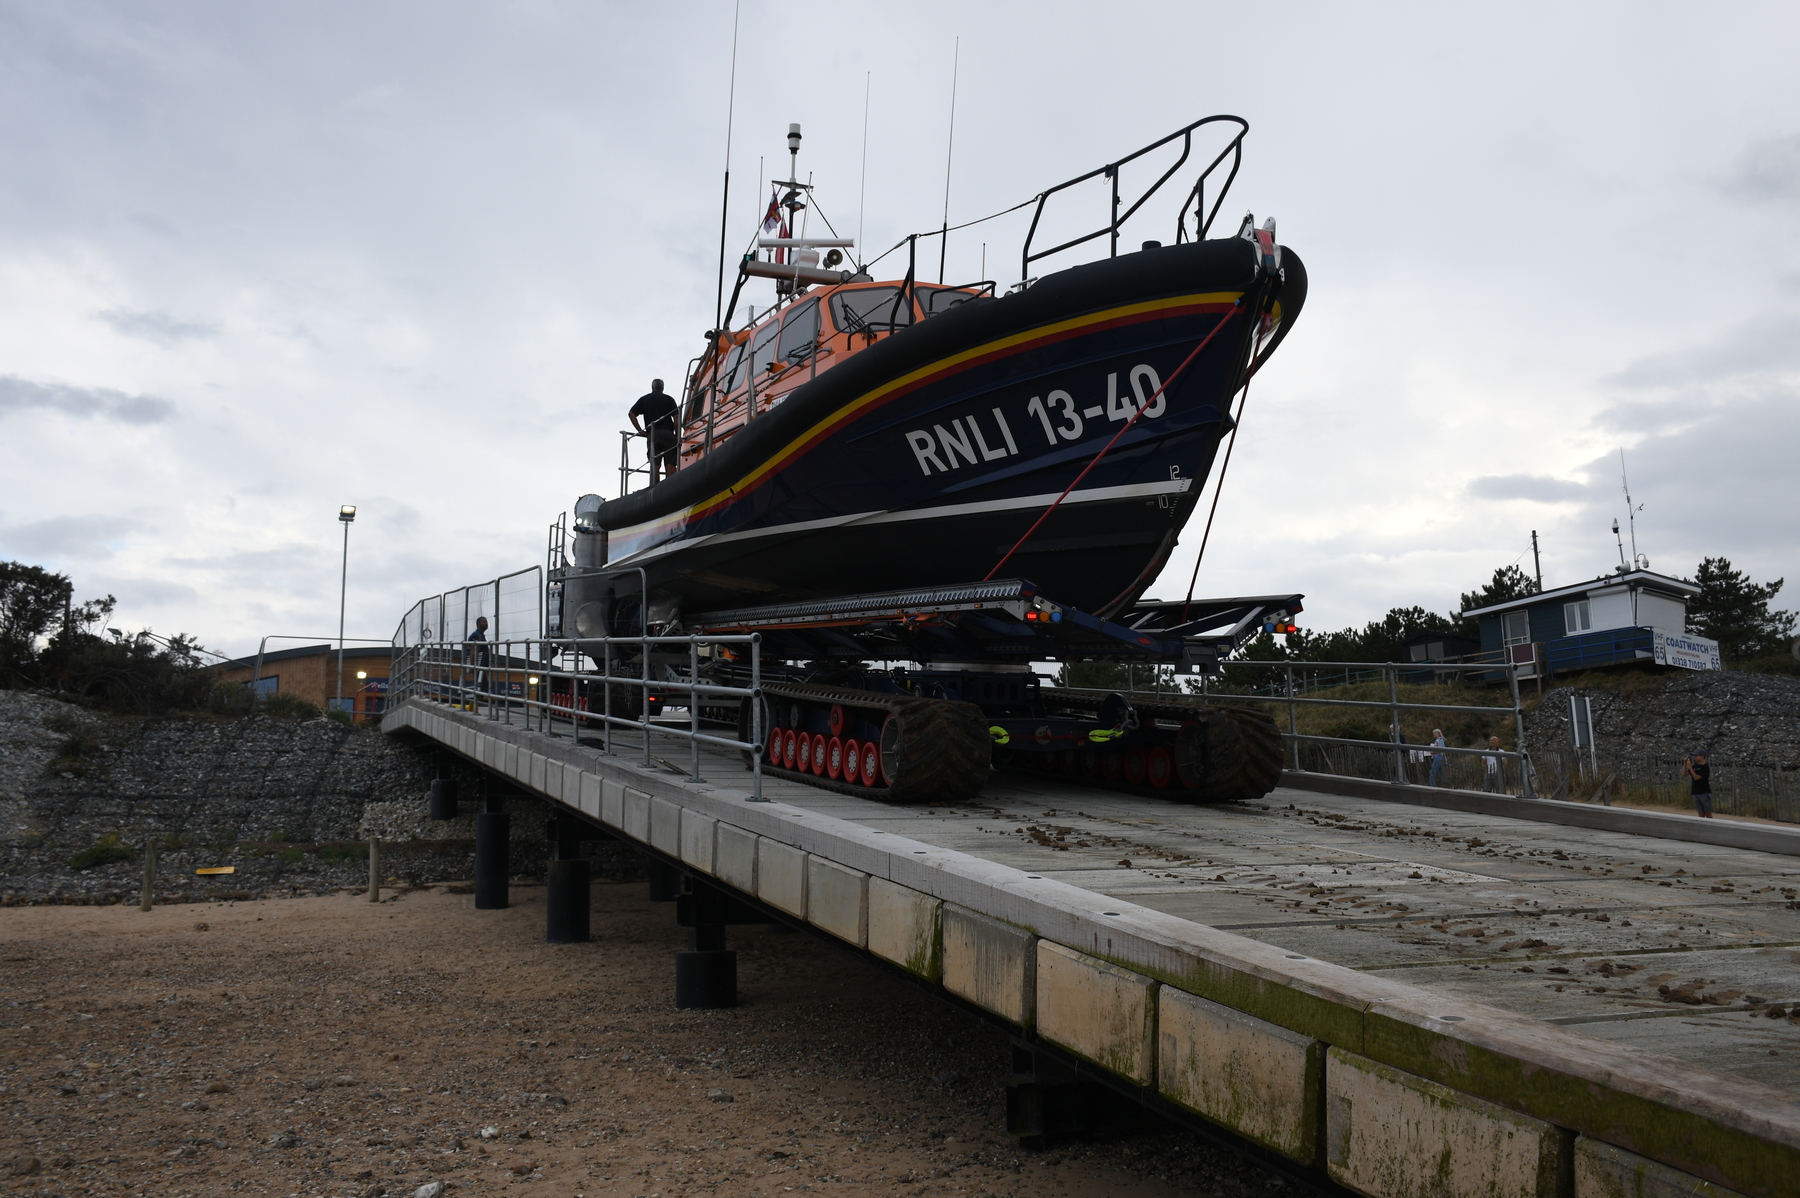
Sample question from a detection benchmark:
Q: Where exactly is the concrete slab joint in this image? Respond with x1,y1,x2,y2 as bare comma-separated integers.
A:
806,857,870,947
942,904,1036,1030
1573,1136,1748,1198
649,797,682,856
600,779,625,830
1326,1046,1563,1198
1037,941,1158,1087
622,788,651,844
713,823,758,894
1159,987,1323,1165
867,878,943,982
679,810,717,874
577,772,601,819
757,837,808,918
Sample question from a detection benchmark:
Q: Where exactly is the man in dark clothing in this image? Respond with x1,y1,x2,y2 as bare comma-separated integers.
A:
1682,750,1712,818
465,616,491,703
629,378,680,483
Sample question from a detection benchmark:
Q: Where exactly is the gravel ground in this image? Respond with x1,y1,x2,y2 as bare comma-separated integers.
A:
0,878,1282,1198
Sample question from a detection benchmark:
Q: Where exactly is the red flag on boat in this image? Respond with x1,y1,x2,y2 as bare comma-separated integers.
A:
762,188,789,263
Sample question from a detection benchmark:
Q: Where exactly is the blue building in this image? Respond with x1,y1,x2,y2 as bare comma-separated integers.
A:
1463,568,1721,679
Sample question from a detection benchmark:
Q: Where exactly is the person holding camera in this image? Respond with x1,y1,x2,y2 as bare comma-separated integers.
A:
1681,751,1712,818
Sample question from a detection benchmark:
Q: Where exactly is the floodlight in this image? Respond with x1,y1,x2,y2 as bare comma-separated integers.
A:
340,505,357,523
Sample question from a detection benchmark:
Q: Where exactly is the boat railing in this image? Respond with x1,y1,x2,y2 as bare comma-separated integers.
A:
1020,114,1248,282
618,428,659,496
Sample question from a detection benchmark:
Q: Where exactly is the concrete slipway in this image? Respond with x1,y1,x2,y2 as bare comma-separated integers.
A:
382,697,1800,1198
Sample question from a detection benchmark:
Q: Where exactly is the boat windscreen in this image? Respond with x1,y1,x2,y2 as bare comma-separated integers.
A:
777,298,820,365
687,340,745,420
915,284,989,318
830,287,915,336
749,317,782,379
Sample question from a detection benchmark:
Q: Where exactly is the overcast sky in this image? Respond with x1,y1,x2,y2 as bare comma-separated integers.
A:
2,1,1796,658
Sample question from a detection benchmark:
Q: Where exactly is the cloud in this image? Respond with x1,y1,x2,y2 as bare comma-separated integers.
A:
1728,133,1800,201
0,514,145,562
93,307,218,344
0,375,175,424
1466,475,1590,504
1604,313,1800,390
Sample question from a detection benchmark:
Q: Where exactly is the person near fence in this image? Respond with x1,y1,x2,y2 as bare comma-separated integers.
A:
465,616,491,703
1682,751,1713,818
1428,728,1447,787
629,378,680,483
1482,736,1504,793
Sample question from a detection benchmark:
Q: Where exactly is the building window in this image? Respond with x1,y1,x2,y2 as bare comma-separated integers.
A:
1563,600,1592,636
1501,610,1531,647
241,675,278,695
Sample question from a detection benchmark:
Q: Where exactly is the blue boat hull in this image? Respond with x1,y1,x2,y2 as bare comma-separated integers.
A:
598,237,1306,617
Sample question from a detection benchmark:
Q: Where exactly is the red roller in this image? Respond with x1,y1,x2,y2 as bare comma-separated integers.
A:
843,738,862,784
768,730,783,765
795,730,810,772
782,728,799,770
878,714,899,786
861,741,881,786
1147,745,1173,789
1123,746,1147,785
826,735,845,780
1101,751,1123,781
810,733,828,776
828,704,846,736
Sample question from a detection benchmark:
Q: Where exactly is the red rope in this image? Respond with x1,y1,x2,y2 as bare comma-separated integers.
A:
984,304,1242,582
1180,319,1267,621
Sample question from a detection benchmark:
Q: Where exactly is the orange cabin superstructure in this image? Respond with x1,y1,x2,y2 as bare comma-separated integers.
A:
677,280,988,469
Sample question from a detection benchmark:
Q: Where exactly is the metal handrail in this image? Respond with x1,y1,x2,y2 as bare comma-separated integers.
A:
1067,653,1537,797
389,629,766,801
1021,115,1249,280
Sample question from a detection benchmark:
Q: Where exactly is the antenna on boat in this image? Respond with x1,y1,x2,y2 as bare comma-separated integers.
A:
712,0,741,352
858,72,870,272
938,37,959,284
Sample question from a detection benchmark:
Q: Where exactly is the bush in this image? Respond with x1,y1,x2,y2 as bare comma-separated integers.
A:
206,683,256,717
324,708,353,726
69,837,134,871
316,843,364,861
262,692,321,720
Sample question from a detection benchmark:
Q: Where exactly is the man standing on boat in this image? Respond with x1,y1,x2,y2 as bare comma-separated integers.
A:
629,378,680,484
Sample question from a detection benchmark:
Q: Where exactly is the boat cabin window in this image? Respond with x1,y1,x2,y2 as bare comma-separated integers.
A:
749,316,782,379
914,284,986,318
721,340,746,391
685,340,745,422
777,298,820,365
830,286,914,336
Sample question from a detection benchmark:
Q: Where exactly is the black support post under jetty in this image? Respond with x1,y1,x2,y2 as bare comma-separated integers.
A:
544,814,591,944
674,880,749,1009
474,800,510,910
429,777,458,820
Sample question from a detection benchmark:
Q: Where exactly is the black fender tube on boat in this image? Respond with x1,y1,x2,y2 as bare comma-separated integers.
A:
599,237,1306,533
1254,249,1307,372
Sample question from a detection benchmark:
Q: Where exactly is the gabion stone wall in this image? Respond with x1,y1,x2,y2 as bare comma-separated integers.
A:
0,690,641,905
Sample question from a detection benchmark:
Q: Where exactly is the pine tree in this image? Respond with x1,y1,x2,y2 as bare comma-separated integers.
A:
1457,564,1540,618
1688,557,1796,660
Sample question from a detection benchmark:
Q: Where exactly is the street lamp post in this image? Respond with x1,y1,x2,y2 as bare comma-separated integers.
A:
337,505,357,714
